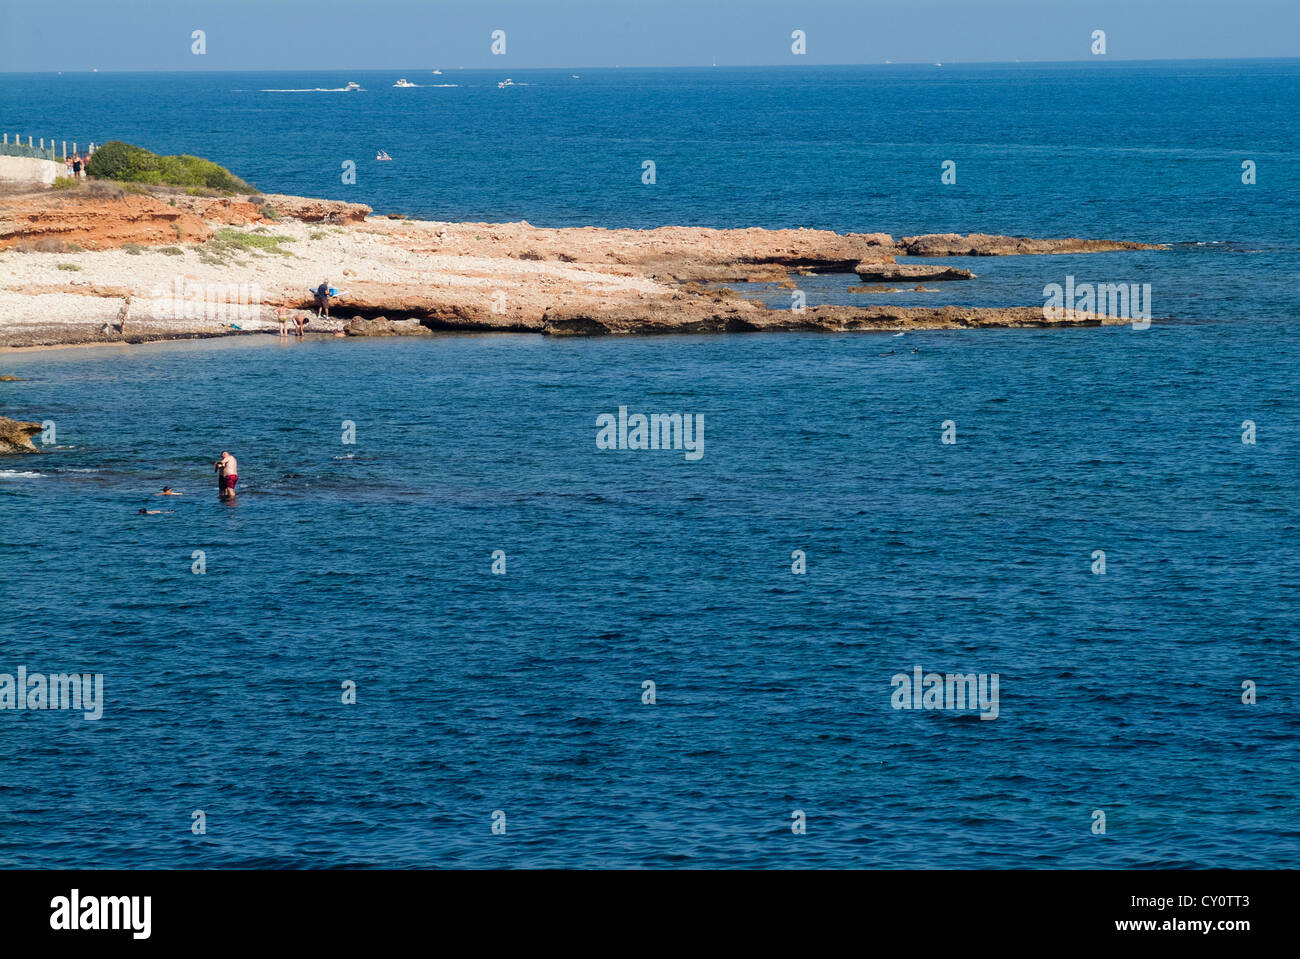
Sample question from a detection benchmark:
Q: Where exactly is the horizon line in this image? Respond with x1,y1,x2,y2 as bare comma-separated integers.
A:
4,55,1299,75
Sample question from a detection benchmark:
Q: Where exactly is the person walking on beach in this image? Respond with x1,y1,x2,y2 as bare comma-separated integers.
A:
314,280,333,319
72,155,82,177
117,292,132,336
64,156,73,178
214,451,238,500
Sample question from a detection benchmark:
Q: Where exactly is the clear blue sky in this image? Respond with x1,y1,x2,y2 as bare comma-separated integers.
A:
1,0,1297,71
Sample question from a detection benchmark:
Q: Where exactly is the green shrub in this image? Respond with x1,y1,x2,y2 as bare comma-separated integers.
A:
86,140,254,193
56,262,82,271
123,243,143,255
212,228,293,253
52,176,78,190
159,246,184,256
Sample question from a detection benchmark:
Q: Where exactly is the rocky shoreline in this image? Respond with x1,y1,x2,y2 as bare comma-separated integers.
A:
0,184,1166,349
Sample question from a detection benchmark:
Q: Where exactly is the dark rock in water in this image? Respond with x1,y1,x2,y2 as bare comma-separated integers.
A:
0,415,43,454
854,262,974,282
344,316,432,337
896,233,1166,256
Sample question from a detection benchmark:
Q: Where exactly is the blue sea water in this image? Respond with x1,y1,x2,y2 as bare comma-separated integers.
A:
1,62,1298,868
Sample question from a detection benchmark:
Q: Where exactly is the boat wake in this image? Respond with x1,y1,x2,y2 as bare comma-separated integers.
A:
261,86,365,93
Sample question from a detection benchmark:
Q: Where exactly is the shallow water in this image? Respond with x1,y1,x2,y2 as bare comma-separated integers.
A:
2,324,1297,868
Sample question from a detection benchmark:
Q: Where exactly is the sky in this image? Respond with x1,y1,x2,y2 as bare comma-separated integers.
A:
1,0,1298,71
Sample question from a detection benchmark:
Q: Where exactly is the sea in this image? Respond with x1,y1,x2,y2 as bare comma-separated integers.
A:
1,62,1298,868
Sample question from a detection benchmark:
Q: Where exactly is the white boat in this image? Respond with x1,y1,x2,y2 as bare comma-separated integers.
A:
432,69,443,75
393,78,417,88
497,78,515,88
343,81,362,91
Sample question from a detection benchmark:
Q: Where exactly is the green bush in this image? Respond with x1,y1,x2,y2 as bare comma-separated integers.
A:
86,140,254,193
56,262,82,271
52,176,78,190
212,228,293,253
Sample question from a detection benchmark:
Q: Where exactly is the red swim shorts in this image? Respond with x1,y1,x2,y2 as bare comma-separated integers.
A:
220,473,238,490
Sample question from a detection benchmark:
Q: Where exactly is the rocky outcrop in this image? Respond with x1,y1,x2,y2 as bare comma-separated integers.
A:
0,415,42,453
768,304,1124,332
0,192,211,250
167,194,268,225
854,262,974,282
538,302,1129,336
344,316,432,336
897,233,1166,256
390,221,897,282
1,188,1169,346
258,193,371,223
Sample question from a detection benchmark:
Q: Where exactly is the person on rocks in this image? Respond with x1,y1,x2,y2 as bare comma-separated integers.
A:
314,280,334,320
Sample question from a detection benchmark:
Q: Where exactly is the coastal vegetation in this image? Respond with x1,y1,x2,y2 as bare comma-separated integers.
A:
86,140,254,193
213,228,293,254
192,228,294,266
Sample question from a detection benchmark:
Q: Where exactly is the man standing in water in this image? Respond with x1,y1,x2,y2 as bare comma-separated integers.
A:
214,451,238,500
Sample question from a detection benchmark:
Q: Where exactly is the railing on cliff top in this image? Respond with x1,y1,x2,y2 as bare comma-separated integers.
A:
0,134,99,161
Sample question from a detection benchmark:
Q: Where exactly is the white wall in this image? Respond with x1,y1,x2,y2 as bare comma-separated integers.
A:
0,156,64,186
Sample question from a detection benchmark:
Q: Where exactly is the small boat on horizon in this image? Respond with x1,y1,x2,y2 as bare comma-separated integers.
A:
498,78,516,88
432,69,443,75
393,78,417,88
